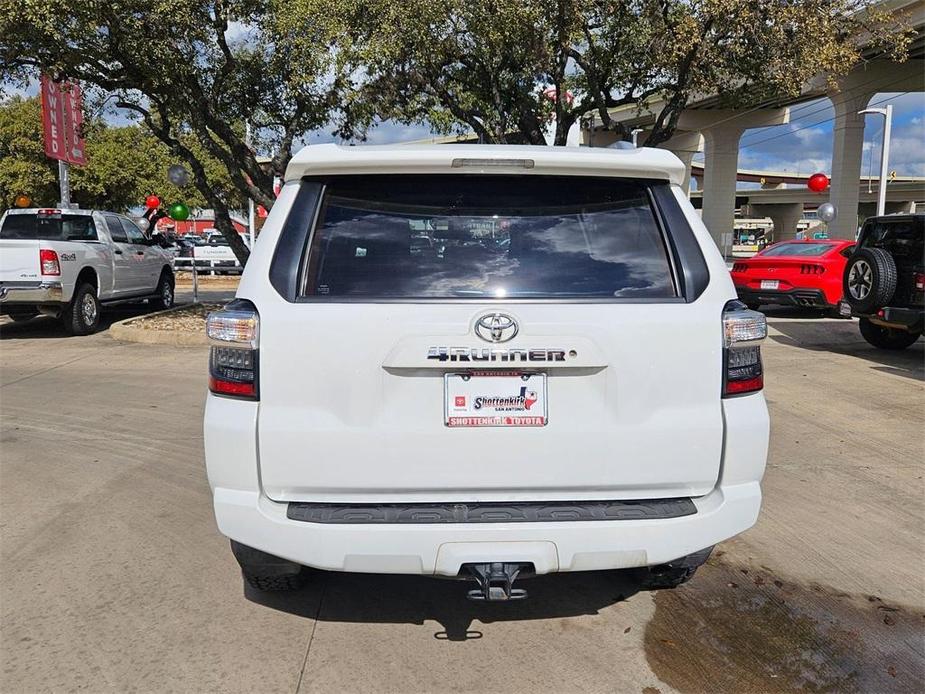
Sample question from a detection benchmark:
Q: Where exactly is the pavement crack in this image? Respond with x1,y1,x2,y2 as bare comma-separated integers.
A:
294,575,328,694
0,348,117,388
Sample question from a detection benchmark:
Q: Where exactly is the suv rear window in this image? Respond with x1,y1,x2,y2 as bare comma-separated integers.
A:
0,213,97,241
300,175,676,299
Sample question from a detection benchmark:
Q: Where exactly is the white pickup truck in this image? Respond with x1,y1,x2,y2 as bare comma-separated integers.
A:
0,208,176,334
173,235,244,275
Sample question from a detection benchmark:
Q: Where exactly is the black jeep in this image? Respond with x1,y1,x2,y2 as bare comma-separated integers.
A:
841,213,924,350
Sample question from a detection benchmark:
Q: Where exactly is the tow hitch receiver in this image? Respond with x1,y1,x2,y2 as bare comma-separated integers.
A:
464,562,529,601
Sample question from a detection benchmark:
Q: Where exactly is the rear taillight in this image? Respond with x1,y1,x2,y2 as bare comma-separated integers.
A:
206,300,259,399
915,273,925,292
722,300,767,397
731,263,747,273
800,264,824,275
39,248,60,276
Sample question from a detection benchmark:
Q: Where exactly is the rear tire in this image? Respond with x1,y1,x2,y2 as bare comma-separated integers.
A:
231,540,307,592
152,271,175,310
639,566,699,590
638,546,713,591
858,317,920,350
844,248,897,313
6,309,38,323
242,570,307,592
61,283,101,335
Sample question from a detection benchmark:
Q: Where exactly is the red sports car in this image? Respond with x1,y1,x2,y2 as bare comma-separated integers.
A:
730,239,856,312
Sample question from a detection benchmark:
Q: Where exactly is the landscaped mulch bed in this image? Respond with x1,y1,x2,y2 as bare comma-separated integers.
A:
123,303,224,333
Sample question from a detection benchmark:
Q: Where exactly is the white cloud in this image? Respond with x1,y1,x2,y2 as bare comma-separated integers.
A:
865,135,925,176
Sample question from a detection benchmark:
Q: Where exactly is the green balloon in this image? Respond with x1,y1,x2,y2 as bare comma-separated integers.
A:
168,203,190,221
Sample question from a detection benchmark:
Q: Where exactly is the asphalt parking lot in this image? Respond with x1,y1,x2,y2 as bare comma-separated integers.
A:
1,307,922,693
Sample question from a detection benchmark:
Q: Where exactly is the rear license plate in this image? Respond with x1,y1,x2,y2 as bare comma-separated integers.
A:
760,280,779,290
445,372,547,427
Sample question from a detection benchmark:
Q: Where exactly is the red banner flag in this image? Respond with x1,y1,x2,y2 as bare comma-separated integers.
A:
40,76,86,165
40,75,66,161
63,81,86,165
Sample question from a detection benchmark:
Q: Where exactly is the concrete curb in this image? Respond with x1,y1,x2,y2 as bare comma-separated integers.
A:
109,305,209,346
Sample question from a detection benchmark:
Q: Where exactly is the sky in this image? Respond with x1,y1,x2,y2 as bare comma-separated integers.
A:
717,91,925,179
6,79,923,179
246,90,925,182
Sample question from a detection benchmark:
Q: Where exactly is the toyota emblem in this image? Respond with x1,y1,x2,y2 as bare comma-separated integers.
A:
474,312,518,343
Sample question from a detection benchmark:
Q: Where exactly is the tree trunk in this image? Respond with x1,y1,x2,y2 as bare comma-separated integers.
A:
213,207,251,264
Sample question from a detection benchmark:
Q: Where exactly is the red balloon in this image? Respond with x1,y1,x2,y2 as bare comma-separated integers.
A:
145,195,161,209
807,173,829,193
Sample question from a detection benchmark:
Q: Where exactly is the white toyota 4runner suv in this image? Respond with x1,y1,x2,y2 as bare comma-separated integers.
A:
204,144,769,600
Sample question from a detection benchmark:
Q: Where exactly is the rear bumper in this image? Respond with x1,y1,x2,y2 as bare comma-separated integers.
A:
735,285,832,308
880,307,924,332
0,281,64,306
212,481,761,575
205,383,769,577
863,306,925,334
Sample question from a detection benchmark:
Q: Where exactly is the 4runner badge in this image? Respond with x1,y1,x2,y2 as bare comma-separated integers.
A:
427,347,568,363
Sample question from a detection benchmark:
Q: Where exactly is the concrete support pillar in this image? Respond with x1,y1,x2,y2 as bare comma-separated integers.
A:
751,203,804,242
678,108,789,251
700,127,745,248
827,89,875,239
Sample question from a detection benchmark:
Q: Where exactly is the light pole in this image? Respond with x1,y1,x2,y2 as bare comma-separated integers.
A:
245,122,255,250
858,105,892,217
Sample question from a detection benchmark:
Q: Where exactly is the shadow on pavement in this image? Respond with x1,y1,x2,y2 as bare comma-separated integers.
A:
246,569,642,641
0,293,232,341
0,304,154,340
769,319,924,381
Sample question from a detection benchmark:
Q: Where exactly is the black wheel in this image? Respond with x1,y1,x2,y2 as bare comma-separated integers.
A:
242,570,307,592
230,540,306,592
858,317,920,350
61,283,101,335
638,546,712,590
6,309,38,323
745,301,761,311
639,565,699,590
152,271,175,310
843,248,897,313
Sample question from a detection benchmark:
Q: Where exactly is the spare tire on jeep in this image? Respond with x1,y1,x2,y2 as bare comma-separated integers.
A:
843,248,897,314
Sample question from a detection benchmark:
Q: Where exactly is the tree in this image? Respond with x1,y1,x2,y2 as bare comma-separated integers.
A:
0,0,351,263
0,96,240,212
0,96,58,207
302,0,912,147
